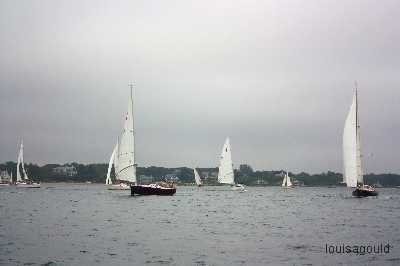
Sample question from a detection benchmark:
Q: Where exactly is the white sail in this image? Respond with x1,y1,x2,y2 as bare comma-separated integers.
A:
356,117,364,185
218,138,235,185
113,137,120,175
114,89,137,184
194,168,202,186
343,90,363,187
16,141,30,181
22,162,29,180
16,142,23,182
286,172,292,187
105,143,117,185
281,173,287,187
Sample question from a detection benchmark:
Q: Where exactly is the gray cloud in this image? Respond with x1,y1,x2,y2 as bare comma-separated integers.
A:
0,0,399,173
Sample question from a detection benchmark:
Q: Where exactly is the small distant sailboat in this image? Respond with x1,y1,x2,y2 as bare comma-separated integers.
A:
281,172,293,188
15,141,40,188
105,142,130,190
193,168,202,187
343,86,377,197
0,170,11,186
217,137,245,191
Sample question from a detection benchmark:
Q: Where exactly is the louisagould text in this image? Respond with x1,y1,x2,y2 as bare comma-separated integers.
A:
325,243,391,255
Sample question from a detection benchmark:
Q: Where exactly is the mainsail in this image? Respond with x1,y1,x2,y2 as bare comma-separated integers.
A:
281,174,287,187
114,137,120,176
343,89,363,187
105,143,117,185
193,168,202,186
286,172,292,187
114,88,137,184
16,145,22,182
218,138,235,185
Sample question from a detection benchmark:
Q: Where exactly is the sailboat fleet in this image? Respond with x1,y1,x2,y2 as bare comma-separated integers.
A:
190,84,377,197
0,83,380,198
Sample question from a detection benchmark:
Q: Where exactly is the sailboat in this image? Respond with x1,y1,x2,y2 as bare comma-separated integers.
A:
217,137,245,191
105,142,130,190
15,141,40,188
110,86,175,196
193,167,202,187
281,171,293,188
0,170,11,186
343,86,377,197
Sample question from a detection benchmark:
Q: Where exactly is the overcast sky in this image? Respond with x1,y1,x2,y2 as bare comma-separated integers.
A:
0,0,399,173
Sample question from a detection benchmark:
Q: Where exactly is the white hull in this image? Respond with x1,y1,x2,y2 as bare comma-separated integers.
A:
15,182,41,188
0,183,10,187
231,184,246,191
107,183,130,190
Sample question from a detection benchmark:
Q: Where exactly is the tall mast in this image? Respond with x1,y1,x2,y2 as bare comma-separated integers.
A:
354,81,361,185
129,83,135,158
354,81,363,185
355,81,358,132
129,82,137,184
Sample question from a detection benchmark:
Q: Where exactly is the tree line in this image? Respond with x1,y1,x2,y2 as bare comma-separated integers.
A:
1,162,399,187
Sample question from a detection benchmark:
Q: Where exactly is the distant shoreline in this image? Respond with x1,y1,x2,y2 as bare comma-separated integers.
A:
30,182,400,188
1,162,399,187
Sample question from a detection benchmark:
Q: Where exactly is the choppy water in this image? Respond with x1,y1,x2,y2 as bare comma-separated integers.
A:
0,185,400,266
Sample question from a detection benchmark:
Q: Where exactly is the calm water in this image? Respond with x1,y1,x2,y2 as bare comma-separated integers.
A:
0,185,400,266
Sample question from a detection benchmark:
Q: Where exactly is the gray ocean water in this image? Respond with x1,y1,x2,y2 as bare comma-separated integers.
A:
0,185,399,266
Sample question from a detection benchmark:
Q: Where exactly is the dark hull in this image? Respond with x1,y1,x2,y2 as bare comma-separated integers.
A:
352,188,378,197
131,185,176,196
